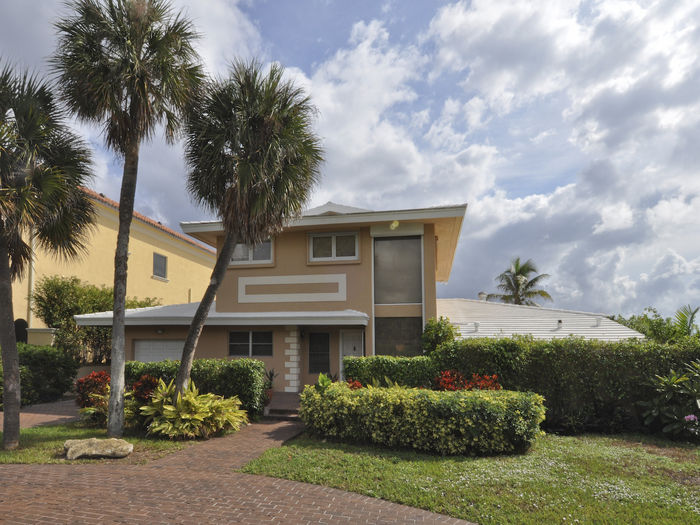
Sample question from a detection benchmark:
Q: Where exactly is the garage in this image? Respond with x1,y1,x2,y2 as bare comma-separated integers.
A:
134,339,185,362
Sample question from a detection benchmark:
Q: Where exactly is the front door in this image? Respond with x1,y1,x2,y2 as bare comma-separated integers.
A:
340,329,364,380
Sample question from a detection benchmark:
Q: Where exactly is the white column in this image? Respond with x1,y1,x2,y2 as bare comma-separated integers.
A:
283,325,301,392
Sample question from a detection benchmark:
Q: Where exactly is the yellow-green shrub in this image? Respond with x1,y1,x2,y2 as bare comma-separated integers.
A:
300,383,545,455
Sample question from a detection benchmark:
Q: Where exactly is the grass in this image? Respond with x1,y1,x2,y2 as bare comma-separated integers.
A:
0,423,187,464
242,432,700,525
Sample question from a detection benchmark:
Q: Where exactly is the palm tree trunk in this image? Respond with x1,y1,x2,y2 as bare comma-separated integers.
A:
0,236,21,450
175,229,238,396
107,139,140,438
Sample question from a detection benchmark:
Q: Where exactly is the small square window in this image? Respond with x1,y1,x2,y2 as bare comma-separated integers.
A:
228,332,249,356
312,236,332,259
231,244,250,262
253,240,272,261
251,331,273,356
335,235,356,257
153,253,167,279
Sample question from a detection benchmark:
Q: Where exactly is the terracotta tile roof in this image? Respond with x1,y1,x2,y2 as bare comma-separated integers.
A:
81,187,215,255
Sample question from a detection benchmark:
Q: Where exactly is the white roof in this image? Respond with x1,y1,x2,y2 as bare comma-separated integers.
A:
74,302,369,327
437,298,643,341
303,201,371,216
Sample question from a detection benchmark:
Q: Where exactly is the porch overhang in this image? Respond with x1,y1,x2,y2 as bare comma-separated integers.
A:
74,302,369,327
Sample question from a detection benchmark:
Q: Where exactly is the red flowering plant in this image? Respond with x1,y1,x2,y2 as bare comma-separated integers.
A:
347,379,364,390
75,371,110,408
433,370,502,391
132,374,159,404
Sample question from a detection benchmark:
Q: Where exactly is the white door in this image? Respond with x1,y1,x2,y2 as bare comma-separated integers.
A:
134,339,185,363
339,330,364,380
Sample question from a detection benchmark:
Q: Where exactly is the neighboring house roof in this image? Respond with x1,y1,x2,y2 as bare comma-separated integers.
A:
74,301,369,326
181,202,467,282
437,298,644,341
82,187,214,255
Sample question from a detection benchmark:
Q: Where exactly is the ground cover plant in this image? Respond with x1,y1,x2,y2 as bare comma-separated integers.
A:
0,423,186,464
243,432,700,525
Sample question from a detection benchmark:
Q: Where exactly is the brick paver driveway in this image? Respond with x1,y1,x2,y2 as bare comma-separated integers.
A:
0,419,472,524
0,397,81,431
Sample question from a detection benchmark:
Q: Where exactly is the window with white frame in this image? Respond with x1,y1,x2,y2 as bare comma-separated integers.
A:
228,331,273,357
230,239,273,265
309,232,358,261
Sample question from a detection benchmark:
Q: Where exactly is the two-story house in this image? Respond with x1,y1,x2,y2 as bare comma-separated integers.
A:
75,202,466,392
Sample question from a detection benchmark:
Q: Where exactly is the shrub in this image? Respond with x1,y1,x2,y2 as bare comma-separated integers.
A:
125,358,267,416
345,337,700,433
433,370,501,391
640,360,700,440
343,355,438,388
75,371,110,408
131,374,159,404
300,382,545,455
0,344,79,408
140,379,248,439
421,316,458,354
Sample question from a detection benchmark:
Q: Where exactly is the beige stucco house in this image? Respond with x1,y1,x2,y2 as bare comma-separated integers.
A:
76,202,467,392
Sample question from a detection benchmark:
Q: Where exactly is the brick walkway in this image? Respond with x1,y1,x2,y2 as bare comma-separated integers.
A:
0,397,80,431
0,419,472,524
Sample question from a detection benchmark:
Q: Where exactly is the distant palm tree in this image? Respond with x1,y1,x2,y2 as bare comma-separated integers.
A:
53,0,203,437
487,257,553,306
174,60,323,395
0,64,94,449
673,304,699,337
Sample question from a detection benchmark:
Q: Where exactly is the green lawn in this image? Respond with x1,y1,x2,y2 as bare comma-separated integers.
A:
242,433,700,525
0,423,187,464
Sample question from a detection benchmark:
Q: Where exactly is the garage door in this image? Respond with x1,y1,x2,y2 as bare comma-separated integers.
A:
134,339,185,362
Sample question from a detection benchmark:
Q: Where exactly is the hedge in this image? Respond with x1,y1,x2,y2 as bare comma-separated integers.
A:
300,382,545,455
124,358,267,416
344,337,700,433
0,344,79,407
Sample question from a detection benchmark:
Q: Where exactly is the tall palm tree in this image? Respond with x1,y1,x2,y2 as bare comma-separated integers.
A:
52,0,203,437
487,257,553,306
0,64,94,449
174,60,323,395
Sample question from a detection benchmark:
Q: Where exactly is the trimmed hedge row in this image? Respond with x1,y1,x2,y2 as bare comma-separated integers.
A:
300,382,545,455
0,344,79,407
124,359,267,416
344,337,700,433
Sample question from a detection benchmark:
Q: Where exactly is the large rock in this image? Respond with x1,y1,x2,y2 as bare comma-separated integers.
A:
64,438,133,460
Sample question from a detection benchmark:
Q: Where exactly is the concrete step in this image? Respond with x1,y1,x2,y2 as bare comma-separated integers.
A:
264,408,300,421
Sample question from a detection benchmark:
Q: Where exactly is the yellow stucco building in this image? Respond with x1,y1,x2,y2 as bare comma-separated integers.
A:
12,188,215,344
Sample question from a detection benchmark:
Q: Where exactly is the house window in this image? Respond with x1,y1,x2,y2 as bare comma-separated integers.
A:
308,332,330,373
374,317,423,357
228,331,273,357
153,252,168,279
374,236,422,304
309,233,358,261
230,239,273,265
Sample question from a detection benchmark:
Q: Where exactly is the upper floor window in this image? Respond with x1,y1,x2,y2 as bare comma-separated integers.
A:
374,236,422,304
153,252,168,279
230,239,273,265
309,232,358,262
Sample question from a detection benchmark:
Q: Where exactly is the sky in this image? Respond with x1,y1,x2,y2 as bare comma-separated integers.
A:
2,0,700,317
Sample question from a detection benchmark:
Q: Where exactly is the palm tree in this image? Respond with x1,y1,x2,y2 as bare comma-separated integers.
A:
0,64,94,449
487,257,553,306
52,0,203,437
174,60,323,395
674,304,699,337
